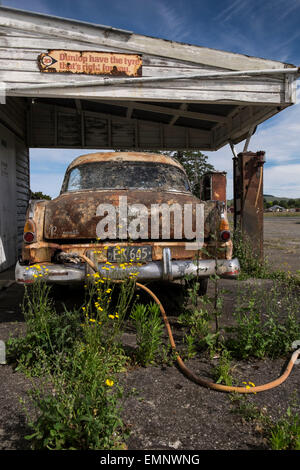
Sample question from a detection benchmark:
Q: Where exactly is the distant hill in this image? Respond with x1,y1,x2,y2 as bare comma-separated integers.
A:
263,195,289,202
227,195,299,207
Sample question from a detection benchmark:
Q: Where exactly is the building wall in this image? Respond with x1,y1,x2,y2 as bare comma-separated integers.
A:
0,98,29,272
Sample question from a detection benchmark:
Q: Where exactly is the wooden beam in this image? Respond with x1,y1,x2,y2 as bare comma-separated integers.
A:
92,99,227,123
212,105,284,150
126,103,133,119
169,104,187,126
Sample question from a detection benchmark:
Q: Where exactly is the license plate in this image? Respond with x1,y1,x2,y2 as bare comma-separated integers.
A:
107,246,152,263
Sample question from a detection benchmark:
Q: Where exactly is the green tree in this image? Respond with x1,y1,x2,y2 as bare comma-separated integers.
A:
114,149,215,197
30,190,52,200
163,150,215,197
287,199,295,208
279,200,288,209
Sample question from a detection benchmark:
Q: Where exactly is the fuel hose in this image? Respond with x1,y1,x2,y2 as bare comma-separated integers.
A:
81,254,300,394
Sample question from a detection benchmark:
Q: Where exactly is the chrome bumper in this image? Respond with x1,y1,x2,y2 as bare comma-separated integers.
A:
15,252,240,285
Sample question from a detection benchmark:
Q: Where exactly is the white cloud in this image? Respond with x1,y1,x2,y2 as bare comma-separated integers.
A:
263,164,300,198
154,0,191,42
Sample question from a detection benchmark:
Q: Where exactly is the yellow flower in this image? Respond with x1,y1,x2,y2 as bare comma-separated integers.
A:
105,379,114,387
108,314,115,319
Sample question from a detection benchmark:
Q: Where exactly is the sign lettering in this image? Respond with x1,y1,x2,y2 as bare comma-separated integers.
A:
38,50,142,77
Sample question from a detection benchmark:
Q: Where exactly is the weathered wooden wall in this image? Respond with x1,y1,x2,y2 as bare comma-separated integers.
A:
0,97,29,270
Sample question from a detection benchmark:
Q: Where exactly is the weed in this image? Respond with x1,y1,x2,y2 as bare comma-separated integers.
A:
268,406,300,450
225,281,300,359
230,395,266,424
7,281,82,374
10,273,135,450
22,343,126,450
212,349,234,386
130,302,164,366
179,283,223,357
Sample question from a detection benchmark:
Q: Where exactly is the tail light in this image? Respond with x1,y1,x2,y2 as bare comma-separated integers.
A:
23,219,36,244
219,213,230,241
220,230,231,241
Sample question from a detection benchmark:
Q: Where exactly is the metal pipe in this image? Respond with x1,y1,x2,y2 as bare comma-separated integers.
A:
7,67,300,93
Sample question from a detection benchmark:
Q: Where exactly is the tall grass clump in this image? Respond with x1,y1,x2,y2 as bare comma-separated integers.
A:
7,279,82,375
130,302,164,366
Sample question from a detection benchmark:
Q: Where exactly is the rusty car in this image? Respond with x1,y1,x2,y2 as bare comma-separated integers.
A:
15,152,240,294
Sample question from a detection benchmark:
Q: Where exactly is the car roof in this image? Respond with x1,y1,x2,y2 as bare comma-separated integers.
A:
67,152,185,172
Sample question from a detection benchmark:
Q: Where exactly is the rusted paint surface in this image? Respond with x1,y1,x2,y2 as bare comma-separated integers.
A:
43,189,202,240
66,152,185,172
233,151,265,258
37,50,142,77
201,172,227,203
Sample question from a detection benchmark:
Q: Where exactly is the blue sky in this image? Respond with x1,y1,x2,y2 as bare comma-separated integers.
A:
3,0,300,199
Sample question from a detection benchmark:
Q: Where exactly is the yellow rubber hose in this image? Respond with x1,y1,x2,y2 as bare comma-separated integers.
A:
80,254,300,394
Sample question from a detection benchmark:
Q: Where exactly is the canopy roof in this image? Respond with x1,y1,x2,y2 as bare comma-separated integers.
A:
0,6,298,150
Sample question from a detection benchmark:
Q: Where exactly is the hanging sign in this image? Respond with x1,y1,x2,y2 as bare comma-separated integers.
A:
37,50,142,77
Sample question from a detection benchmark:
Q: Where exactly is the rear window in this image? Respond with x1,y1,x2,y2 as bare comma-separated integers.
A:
63,161,190,192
